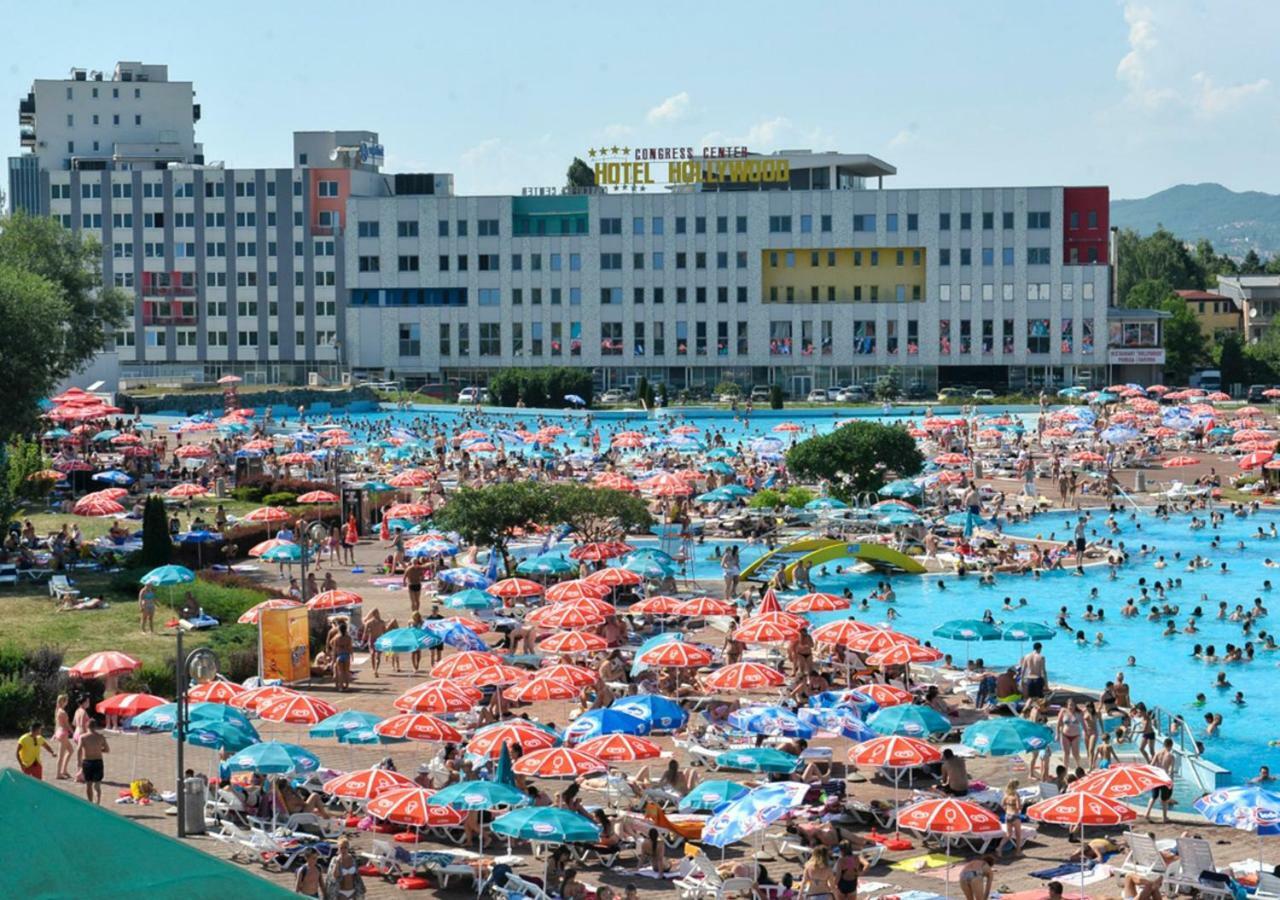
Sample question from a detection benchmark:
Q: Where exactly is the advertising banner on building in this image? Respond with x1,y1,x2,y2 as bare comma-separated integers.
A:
259,607,310,684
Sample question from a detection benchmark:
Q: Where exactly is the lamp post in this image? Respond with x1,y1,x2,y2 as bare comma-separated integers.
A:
174,629,219,839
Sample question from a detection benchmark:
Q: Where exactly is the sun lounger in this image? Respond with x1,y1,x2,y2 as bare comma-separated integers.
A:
0,564,17,587
1256,871,1280,900
503,872,554,900
1164,837,1231,900
48,574,79,602
209,820,258,862
1117,831,1169,878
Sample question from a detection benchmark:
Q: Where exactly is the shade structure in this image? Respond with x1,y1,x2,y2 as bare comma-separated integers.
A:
467,721,560,758
714,747,800,774
679,780,750,812
226,741,321,775
811,619,879,646
248,538,299,559
532,662,598,687
443,588,497,611
1071,764,1172,798
373,627,438,653
867,704,953,739
512,747,607,778
178,720,259,752
237,598,303,625
847,628,919,655
141,564,196,587
635,640,712,668
503,676,581,703
728,705,815,739
932,619,1002,642
559,595,618,617
798,707,876,742
853,684,914,707
255,694,338,725
96,692,166,717
367,787,465,827
544,579,612,603
430,779,529,811
702,781,810,848
296,490,339,503
186,679,247,704
516,555,577,576
537,631,609,654
491,807,601,843
243,506,292,524
962,717,1055,756
673,596,738,617
626,595,682,615
68,650,142,679
896,797,1003,835
786,593,851,613
464,664,532,687
309,710,384,741
1026,791,1136,827
563,708,652,742
744,610,809,631
230,685,300,712
487,578,545,599
1000,621,1057,642
322,767,417,801
307,589,363,610
430,651,504,680
569,541,634,562
73,494,125,516
701,662,787,691
525,604,605,629
849,735,942,769
374,713,464,743
865,642,944,666
583,566,644,587
573,733,662,762
394,679,483,713
166,482,210,498
1194,786,1280,836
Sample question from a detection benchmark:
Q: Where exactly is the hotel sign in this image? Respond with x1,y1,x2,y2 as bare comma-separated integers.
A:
589,145,789,188
1108,348,1165,364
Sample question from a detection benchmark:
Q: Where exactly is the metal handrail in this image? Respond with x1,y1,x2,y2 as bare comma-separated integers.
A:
1149,703,1216,795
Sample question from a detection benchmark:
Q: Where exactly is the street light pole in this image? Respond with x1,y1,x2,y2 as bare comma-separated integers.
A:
175,632,219,839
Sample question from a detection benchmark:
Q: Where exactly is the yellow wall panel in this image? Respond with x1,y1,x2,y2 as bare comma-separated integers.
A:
761,247,927,304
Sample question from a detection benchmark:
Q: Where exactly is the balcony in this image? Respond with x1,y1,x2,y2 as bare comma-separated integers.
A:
19,94,34,124
142,300,198,327
20,127,35,148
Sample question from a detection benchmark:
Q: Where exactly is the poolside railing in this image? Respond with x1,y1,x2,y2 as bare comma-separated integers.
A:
1149,703,1229,794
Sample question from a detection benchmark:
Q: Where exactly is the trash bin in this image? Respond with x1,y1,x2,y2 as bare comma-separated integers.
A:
1134,471,1146,493
973,460,984,479
182,776,207,835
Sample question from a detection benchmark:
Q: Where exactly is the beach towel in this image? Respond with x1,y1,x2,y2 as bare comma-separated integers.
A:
890,854,962,873
1030,862,1093,880
995,890,1089,900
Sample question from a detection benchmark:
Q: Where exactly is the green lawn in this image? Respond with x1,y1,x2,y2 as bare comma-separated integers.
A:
21,497,268,545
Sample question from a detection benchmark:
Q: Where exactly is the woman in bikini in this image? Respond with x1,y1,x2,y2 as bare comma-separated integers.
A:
801,845,838,900
1002,780,1024,854
835,840,866,900
53,693,74,780
324,837,365,899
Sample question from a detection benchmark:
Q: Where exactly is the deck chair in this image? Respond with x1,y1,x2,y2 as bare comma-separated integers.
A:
0,564,17,587
674,852,724,900
1165,837,1231,900
503,872,554,900
1256,871,1280,900
1117,831,1168,878
360,839,404,878
717,877,757,899
48,574,79,602
645,801,704,848
209,821,258,863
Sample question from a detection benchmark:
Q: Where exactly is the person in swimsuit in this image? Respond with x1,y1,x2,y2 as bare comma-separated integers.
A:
801,845,838,900
53,693,74,780
77,718,109,804
402,559,425,614
1002,780,1024,854
325,837,365,898
138,583,156,633
363,608,386,678
1057,699,1084,770
957,854,996,900
835,840,865,900
329,621,353,692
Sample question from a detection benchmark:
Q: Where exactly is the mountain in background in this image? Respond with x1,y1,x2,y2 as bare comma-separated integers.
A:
1111,183,1280,259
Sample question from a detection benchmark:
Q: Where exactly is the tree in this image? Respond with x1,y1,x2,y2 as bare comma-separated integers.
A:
1115,226,1205,304
434,482,552,570
1122,277,1175,310
1241,249,1266,275
769,384,784,410
547,484,652,543
139,495,172,568
786,422,924,501
1158,296,1208,385
0,213,128,435
566,158,596,189
1217,332,1247,390
656,383,669,407
0,437,52,529
487,370,522,407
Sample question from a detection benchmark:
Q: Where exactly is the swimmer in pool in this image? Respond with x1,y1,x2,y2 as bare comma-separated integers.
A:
1215,671,1232,689
1192,692,1207,706
1234,691,1246,706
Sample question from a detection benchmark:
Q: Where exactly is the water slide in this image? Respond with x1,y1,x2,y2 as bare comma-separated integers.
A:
741,538,926,583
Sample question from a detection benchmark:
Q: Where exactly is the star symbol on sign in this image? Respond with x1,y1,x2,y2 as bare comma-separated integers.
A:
621,146,631,155
587,148,597,158
610,145,620,155
598,147,610,157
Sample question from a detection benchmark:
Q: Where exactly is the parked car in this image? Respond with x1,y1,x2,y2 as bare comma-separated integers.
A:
457,386,490,404
806,389,831,403
1247,384,1273,403
836,386,869,403
905,382,931,399
599,389,629,404
750,385,773,401
937,386,969,401
972,389,996,400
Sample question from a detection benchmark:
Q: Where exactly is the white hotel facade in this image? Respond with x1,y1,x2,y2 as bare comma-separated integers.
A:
11,63,1152,396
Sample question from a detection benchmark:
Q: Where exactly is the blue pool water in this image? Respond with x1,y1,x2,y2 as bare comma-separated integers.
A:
808,509,1280,783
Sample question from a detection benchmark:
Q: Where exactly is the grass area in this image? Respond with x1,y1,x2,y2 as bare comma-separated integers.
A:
21,497,271,544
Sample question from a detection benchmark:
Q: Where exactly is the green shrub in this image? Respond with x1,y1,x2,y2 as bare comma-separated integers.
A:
781,486,816,508
139,495,172,567
0,643,26,679
188,577,271,623
230,485,266,503
262,491,298,507
123,660,177,698
748,488,784,509
0,676,37,731
769,384,784,409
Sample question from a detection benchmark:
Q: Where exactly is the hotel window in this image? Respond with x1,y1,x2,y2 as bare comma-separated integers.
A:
531,288,542,305
1063,283,1074,301
676,216,686,234
457,220,468,236
717,286,729,304
907,213,918,231
479,323,500,356
633,217,645,235
633,252,644,270
358,255,380,272
676,321,688,355
1000,211,1013,229
654,287,665,304
896,250,905,266
633,322,645,356
960,284,972,301
652,216,664,235
600,322,622,355
512,323,524,356
896,284,906,301
457,255,468,271
1088,211,1098,228
570,253,581,271
600,217,622,235
457,323,470,356
717,251,728,269
696,287,707,303
870,251,879,266
478,288,500,306
437,220,449,237
869,286,879,301
800,214,813,234
982,283,994,301
939,249,951,266
398,323,421,357
479,219,500,236
551,288,562,305
1087,246,1099,263
601,253,622,270
960,212,972,230
768,215,791,233
511,254,523,271
398,255,419,271
716,215,727,234
853,214,875,232
652,321,666,356
677,252,687,269
939,213,951,230
716,322,729,355
548,322,560,356
1004,284,1015,301
1027,247,1051,265
1028,211,1051,229
317,180,340,197
633,287,645,304
960,248,971,266
570,287,582,305
653,251,664,270
695,321,708,355
677,287,687,304
398,220,419,237
1082,283,1095,300
601,287,622,305
1027,318,1050,353
1069,211,1079,230
886,213,899,232
550,253,562,271
982,212,994,230
695,216,706,234
940,284,951,301
1002,247,1015,265
439,255,450,271
785,251,795,268
737,215,748,234
981,248,994,266
737,321,749,354
737,251,748,269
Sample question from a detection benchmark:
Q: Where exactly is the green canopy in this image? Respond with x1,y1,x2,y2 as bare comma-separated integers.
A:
0,768,294,898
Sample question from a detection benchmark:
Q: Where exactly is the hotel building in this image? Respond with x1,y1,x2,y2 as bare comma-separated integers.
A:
11,63,1130,395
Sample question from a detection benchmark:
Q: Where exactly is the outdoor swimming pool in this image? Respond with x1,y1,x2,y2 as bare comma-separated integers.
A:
808,509,1280,784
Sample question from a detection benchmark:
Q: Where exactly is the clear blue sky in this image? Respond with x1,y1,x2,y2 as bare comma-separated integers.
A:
4,0,1277,199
